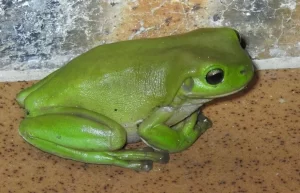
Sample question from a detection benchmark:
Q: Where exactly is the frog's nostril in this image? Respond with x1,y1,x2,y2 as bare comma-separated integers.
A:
240,69,246,75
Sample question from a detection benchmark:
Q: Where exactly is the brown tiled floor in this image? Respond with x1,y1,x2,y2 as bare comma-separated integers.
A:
0,69,299,193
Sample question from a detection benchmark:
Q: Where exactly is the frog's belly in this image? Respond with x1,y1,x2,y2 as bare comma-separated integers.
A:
123,124,141,143
166,99,212,126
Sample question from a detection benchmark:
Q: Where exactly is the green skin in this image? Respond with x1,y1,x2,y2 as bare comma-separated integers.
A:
17,28,254,171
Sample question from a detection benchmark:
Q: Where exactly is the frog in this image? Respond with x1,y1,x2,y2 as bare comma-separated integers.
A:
17,28,254,171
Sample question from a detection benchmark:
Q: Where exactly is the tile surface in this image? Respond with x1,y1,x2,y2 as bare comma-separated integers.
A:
0,69,299,192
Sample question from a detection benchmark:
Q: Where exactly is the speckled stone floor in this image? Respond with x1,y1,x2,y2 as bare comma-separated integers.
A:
0,69,299,193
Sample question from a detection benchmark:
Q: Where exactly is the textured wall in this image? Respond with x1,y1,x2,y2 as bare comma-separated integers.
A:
0,0,299,72
0,0,121,70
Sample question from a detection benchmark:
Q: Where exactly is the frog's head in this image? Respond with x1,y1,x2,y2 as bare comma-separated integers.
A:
181,28,254,99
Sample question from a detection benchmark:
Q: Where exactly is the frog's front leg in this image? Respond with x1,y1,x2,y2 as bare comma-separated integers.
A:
19,107,168,171
138,107,212,153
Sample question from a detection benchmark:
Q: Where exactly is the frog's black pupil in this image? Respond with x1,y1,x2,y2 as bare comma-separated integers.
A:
206,68,224,85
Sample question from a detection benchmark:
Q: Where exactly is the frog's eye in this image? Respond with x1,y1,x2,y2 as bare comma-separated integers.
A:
234,30,246,49
206,68,224,85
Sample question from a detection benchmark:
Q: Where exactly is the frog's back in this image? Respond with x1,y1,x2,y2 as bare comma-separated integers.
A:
22,36,196,124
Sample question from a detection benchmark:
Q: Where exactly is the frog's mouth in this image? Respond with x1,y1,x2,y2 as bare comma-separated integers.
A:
206,85,247,99
183,84,249,100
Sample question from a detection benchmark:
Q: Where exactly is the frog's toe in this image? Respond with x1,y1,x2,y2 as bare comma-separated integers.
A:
195,114,212,130
141,147,169,164
159,151,170,164
140,160,153,172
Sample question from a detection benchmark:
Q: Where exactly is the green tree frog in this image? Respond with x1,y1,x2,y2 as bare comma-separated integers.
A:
17,28,254,171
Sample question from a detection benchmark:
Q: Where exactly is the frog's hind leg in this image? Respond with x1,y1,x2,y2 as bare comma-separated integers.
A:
19,107,168,171
23,136,166,171
16,69,61,106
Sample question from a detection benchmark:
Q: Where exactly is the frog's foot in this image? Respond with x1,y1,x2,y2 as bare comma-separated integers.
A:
105,147,169,171
19,107,169,171
138,111,212,153
177,112,212,144
138,147,169,164
21,135,168,171
112,147,170,164
194,113,212,133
